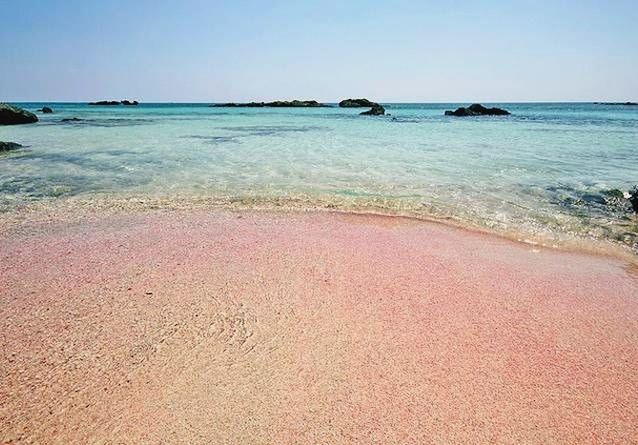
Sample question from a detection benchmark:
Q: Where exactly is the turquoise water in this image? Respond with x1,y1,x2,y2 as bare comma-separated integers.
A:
1,102,637,251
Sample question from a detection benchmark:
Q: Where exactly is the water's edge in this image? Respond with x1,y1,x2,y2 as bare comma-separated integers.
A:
2,193,636,266
2,102,637,256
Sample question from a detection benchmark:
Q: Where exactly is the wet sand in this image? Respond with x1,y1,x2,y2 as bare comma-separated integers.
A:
1,209,637,444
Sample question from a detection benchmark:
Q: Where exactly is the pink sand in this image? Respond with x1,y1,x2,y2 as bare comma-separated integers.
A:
1,210,637,444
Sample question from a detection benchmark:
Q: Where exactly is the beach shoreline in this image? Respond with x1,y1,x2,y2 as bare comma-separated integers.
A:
2,195,637,265
1,207,637,443
2,101,637,260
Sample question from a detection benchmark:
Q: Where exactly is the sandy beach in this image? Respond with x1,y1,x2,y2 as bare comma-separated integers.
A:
3,1,637,443
0,208,636,444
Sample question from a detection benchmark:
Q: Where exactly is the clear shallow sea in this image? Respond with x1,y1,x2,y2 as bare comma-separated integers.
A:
1,102,637,252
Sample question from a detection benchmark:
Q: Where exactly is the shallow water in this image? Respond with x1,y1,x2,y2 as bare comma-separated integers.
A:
1,102,637,251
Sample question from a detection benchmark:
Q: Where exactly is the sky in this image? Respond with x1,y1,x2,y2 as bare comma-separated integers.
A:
1,0,637,102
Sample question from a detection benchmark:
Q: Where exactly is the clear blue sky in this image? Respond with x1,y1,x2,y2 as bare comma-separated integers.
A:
1,0,637,102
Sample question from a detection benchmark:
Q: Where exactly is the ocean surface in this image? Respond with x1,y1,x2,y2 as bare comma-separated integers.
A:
1,102,637,253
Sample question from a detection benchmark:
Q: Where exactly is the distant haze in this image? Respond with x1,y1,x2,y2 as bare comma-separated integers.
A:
1,0,637,102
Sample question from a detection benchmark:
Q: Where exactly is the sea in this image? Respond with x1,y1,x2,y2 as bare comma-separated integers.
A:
1,102,637,253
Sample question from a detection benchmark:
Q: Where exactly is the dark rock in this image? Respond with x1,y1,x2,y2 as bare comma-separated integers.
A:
40,106,54,113
445,103,511,117
266,100,325,107
61,117,84,122
121,100,139,106
594,102,638,106
88,101,121,106
0,141,23,152
0,103,39,125
603,189,625,199
210,100,327,108
338,98,386,115
360,104,386,116
581,193,607,205
339,98,377,108
601,188,626,206
629,188,638,213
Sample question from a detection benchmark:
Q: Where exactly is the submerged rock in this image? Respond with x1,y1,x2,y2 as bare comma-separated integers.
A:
339,98,377,108
210,100,327,108
360,104,386,116
600,188,638,213
88,100,121,106
0,141,23,152
61,117,84,122
445,103,510,117
0,103,39,125
604,189,625,199
601,188,627,206
40,106,53,113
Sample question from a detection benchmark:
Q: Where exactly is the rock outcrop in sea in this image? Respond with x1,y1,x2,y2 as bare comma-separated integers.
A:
0,103,39,125
89,100,121,106
594,102,638,106
360,104,386,116
0,141,23,152
88,100,139,106
39,106,53,113
339,98,378,108
445,104,510,116
210,100,327,108
338,98,386,116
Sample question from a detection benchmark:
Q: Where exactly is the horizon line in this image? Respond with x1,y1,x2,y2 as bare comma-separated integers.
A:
4,99,635,104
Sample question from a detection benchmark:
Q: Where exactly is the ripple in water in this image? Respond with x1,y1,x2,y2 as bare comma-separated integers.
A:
0,102,636,253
